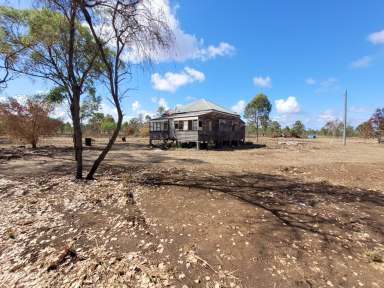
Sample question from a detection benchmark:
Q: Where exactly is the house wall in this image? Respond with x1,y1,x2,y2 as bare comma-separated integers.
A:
149,112,245,144
198,112,245,144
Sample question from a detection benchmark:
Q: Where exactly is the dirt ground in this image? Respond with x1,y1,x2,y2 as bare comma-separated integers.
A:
0,136,383,288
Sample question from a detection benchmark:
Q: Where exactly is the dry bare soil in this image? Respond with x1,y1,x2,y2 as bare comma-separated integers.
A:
0,136,383,288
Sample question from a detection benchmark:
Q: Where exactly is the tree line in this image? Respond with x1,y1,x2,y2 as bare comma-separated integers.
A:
243,93,384,142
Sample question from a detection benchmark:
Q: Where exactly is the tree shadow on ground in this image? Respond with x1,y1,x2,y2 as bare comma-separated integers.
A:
134,168,384,245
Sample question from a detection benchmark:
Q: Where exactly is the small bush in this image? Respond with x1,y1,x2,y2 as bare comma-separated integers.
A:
366,249,384,263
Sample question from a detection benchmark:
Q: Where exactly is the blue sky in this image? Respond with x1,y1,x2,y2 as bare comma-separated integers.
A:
1,0,384,128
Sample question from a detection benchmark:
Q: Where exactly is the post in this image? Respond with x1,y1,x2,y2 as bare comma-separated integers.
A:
196,141,200,150
343,90,348,146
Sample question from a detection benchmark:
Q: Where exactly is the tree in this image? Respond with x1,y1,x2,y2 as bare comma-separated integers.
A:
80,87,101,124
291,120,305,138
80,0,172,179
356,121,374,139
58,122,73,135
370,108,384,143
0,96,61,148
323,120,344,137
244,93,272,143
270,121,281,138
0,13,25,89
100,115,116,134
259,115,270,136
0,4,102,179
123,117,142,136
282,126,291,137
145,114,151,122
87,112,105,134
157,106,166,116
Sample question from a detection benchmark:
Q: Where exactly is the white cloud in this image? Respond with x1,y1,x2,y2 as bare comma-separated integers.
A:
318,109,339,124
185,96,196,101
350,106,369,113
351,56,373,68
52,104,71,122
195,42,235,61
305,78,316,85
184,67,205,81
100,103,118,120
368,29,384,44
320,77,338,88
157,97,169,110
132,100,140,111
123,0,235,63
253,76,272,88
275,96,300,114
231,100,246,114
151,67,205,92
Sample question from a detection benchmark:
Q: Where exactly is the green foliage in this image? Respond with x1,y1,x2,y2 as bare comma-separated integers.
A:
282,126,291,137
291,120,305,138
269,121,282,137
244,93,272,125
80,87,101,123
46,86,67,104
58,122,73,135
0,5,103,88
100,115,116,134
123,117,144,136
157,106,165,116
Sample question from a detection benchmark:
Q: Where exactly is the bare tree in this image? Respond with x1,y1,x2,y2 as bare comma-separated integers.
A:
370,108,384,143
79,0,172,179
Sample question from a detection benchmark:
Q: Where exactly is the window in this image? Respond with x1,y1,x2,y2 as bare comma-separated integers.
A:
155,122,161,131
174,120,184,130
208,121,212,131
219,119,226,131
164,121,168,131
232,120,237,131
192,120,198,131
150,122,154,131
188,120,193,130
199,121,203,130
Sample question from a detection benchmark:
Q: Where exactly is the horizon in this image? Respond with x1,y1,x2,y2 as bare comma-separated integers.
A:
1,0,384,129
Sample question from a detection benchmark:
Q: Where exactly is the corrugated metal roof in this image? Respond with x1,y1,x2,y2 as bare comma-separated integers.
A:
174,99,238,116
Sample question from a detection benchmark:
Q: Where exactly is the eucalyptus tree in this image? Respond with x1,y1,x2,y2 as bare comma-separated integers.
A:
79,0,172,179
244,93,272,143
1,0,173,180
0,3,102,178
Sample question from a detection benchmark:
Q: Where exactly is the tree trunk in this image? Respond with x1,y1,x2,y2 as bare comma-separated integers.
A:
86,111,122,180
71,88,83,179
256,117,259,143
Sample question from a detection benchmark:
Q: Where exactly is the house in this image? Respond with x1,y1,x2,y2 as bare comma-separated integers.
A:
149,99,245,149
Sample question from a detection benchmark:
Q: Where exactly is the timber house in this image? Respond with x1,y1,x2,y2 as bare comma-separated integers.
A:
149,99,245,148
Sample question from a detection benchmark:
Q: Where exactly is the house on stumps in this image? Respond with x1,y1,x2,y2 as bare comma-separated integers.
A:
149,99,245,149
